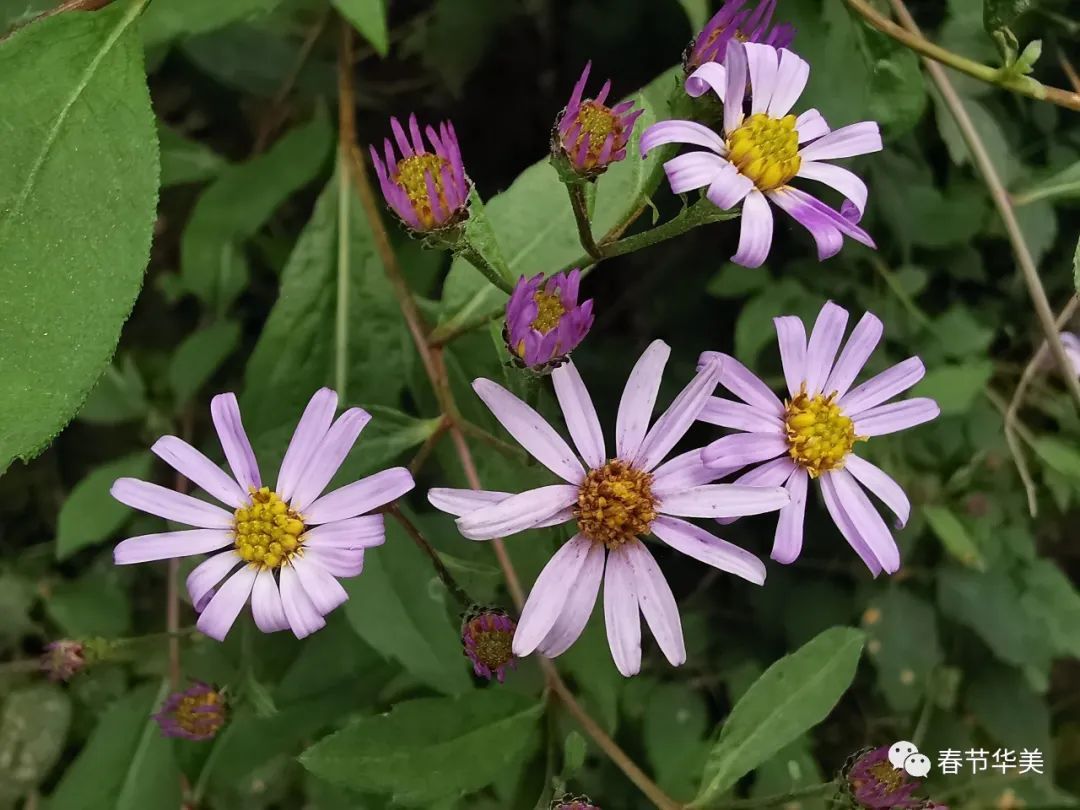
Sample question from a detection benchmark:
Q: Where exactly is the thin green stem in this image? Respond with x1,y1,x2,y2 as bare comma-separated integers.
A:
457,246,515,294
567,182,602,260
335,150,351,399
598,198,737,259
388,506,474,609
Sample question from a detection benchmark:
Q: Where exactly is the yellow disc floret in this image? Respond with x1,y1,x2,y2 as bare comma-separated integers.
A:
566,101,623,169
233,487,305,570
784,388,862,477
726,113,801,191
575,460,657,549
174,688,226,738
515,289,567,359
394,153,452,228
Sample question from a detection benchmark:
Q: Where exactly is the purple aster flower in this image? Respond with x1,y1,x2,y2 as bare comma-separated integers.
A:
40,640,85,682
1061,332,1080,376
462,606,517,682
505,269,594,370
552,795,600,810
428,341,789,676
369,114,470,232
642,40,882,268
698,302,940,575
555,62,644,178
685,0,795,71
847,746,922,809
111,388,415,641
154,681,227,741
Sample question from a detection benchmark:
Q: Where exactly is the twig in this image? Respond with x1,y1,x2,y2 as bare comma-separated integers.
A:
0,0,110,41
387,506,473,609
844,0,1080,112
885,0,1080,416
1060,53,1080,94
408,415,451,475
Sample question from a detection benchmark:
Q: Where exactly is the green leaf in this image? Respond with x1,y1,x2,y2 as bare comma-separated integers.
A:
1031,436,1080,480
983,0,1033,37
677,0,709,30
691,627,865,806
180,111,332,309
912,360,992,415
343,512,471,695
167,320,241,407
158,123,227,187
1014,161,1080,206
333,0,388,56
45,569,131,637
56,451,152,560
141,0,286,47
299,691,543,805
933,91,1019,185
50,682,182,810
242,171,408,439
644,683,710,800
77,355,149,425
0,0,159,470
562,731,587,781
1020,558,1080,658
333,406,441,483
863,588,943,712
0,684,71,802
923,504,985,570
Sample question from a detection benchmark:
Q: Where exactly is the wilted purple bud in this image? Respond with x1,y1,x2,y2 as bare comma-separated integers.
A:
40,640,85,682
551,795,600,810
505,269,594,371
370,114,471,233
461,606,517,682
846,747,921,809
154,681,227,741
555,63,643,178
685,0,795,71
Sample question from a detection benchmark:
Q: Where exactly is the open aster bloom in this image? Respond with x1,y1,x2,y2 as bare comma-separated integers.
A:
370,114,470,232
556,62,644,177
685,0,794,71
505,269,594,370
154,682,227,742
698,302,939,575
1061,332,1080,377
847,746,921,809
111,389,415,641
642,40,882,268
428,341,789,676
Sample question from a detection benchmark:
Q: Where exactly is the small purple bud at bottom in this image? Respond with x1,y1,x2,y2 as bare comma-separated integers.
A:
461,606,518,683
40,640,85,682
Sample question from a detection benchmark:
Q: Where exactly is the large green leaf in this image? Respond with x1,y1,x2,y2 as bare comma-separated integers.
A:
1020,559,1080,659
864,588,943,712
141,0,286,47
56,451,153,560
923,504,986,570
299,690,543,805
168,319,242,408
691,627,865,806
0,0,159,470
0,684,71,803
333,0,388,56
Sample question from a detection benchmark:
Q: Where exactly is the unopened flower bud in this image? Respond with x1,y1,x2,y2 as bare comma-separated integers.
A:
462,606,517,682
554,63,642,179
504,269,594,372
551,794,600,810
154,681,227,741
40,640,85,682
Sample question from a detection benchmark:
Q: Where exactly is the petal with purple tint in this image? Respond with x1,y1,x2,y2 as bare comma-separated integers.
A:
744,42,780,114
699,397,784,433
766,188,843,261
473,379,585,483
701,432,788,471
279,564,326,639
774,315,808,397
536,538,604,658
197,566,257,641
767,48,810,117
845,454,910,528
603,545,642,677
276,388,338,502
428,488,512,515
616,340,670,461
771,467,808,563
704,351,784,414
251,568,289,632
304,547,364,578
706,161,755,210
659,483,789,518
292,555,349,616
552,361,606,469
777,186,875,249
804,301,849,395
823,311,883,398
651,516,766,584
796,161,868,220
732,190,774,268
828,468,900,573
152,436,246,508
733,455,797,486
302,515,385,550
114,529,232,565
304,467,415,524
820,472,883,576
288,408,371,511
685,61,727,99
663,151,728,194
456,485,579,541
853,398,940,437
187,551,241,610
111,478,233,529
210,392,261,492
513,535,593,656
798,121,883,162
389,117,414,157
624,539,685,667
840,357,926,415
723,40,749,136
634,356,722,472
795,108,829,143
651,449,724,495
640,120,728,158
1061,332,1080,375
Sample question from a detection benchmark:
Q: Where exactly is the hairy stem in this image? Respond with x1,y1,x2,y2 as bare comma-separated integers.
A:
567,181,603,259
598,198,736,259
457,245,515,293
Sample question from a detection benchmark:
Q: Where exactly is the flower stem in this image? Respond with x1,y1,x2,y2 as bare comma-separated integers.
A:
598,198,737,260
457,245,515,294
334,25,355,400
566,181,603,260
387,506,473,609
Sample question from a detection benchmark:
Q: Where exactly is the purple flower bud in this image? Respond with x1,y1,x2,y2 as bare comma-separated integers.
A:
846,746,922,809
40,640,85,682
685,0,795,71
154,681,227,741
369,114,471,233
461,606,517,682
505,269,594,371
555,63,643,178
551,795,600,810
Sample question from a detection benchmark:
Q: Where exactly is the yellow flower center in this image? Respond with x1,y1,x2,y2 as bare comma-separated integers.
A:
575,460,657,549
394,153,452,228
566,101,623,169
784,389,862,477
175,689,225,738
233,487,305,570
726,113,801,191
515,290,566,358
866,760,906,792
